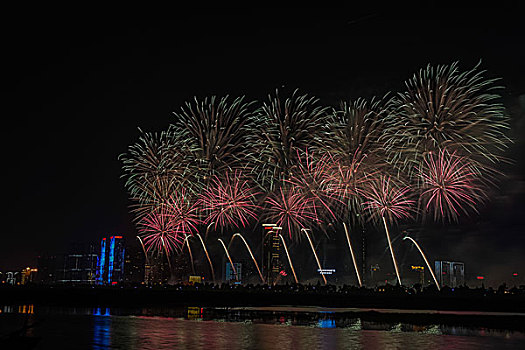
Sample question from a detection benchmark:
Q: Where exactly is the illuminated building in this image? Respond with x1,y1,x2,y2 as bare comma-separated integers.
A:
225,262,242,283
435,261,465,288
410,265,425,286
20,267,38,285
172,253,191,282
58,243,98,284
262,227,283,284
97,235,125,285
144,253,169,285
320,235,339,284
189,275,203,284
96,238,107,284
6,271,17,285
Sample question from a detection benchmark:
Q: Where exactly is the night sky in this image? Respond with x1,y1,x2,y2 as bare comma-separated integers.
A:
4,4,525,286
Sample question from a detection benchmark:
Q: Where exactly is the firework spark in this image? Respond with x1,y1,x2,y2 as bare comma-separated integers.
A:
166,188,202,236
361,176,414,223
384,61,510,176
418,149,483,222
288,150,340,222
171,95,257,182
120,129,191,202
138,205,185,256
254,89,330,189
199,171,260,230
361,176,414,286
264,186,319,240
324,97,391,222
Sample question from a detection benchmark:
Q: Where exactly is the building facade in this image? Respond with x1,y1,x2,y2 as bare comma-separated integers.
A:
57,244,98,284
225,262,242,283
262,228,283,285
435,260,465,288
97,235,125,285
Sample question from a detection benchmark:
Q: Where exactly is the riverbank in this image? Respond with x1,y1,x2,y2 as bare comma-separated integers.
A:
1,284,524,313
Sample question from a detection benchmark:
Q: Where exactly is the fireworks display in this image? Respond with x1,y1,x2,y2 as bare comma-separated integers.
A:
418,149,484,222
384,61,510,177
253,89,331,189
199,171,260,230
263,186,319,240
137,205,185,256
361,176,414,224
120,62,511,281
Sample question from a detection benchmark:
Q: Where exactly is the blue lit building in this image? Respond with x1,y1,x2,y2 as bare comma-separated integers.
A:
225,262,242,283
97,236,125,285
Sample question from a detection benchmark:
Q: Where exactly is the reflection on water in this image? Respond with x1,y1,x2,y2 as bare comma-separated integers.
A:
93,311,111,350
0,305,524,349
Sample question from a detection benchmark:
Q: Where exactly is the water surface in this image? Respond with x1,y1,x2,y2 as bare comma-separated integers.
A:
1,305,523,349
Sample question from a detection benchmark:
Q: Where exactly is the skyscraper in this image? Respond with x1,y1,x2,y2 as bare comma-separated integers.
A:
97,235,125,285
58,243,98,284
262,228,283,285
435,261,465,288
225,262,242,283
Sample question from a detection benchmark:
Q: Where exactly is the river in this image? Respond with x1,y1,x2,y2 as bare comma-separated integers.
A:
1,305,524,349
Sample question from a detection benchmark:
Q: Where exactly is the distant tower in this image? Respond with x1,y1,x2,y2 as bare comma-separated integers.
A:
262,225,283,284
435,261,464,288
96,238,107,284
108,236,125,284
97,235,126,285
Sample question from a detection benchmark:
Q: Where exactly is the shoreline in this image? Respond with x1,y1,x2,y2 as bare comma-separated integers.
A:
1,285,524,313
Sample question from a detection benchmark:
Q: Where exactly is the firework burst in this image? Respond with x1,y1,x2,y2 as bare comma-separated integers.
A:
199,171,260,230
254,89,330,190
324,97,392,223
384,61,510,176
166,188,202,236
264,186,319,240
361,176,414,286
138,205,185,256
120,129,189,203
288,150,340,222
361,176,414,223
328,97,391,170
171,95,257,183
418,149,484,222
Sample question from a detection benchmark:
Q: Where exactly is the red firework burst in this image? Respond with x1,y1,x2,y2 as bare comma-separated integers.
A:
321,150,376,217
264,186,319,240
361,176,414,223
418,149,483,222
288,150,340,221
166,188,201,235
199,171,260,230
138,205,185,256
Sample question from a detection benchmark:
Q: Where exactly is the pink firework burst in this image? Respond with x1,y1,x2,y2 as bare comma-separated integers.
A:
321,150,376,217
418,149,483,222
361,176,414,223
264,186,319,240
288,150,341,221
199,171,260,230
166,188,201,235
138,205,185,256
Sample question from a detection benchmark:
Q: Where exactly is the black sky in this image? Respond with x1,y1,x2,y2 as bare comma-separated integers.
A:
4,4,525,285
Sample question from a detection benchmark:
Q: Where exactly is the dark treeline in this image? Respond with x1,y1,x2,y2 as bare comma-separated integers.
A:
2,282,524,313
